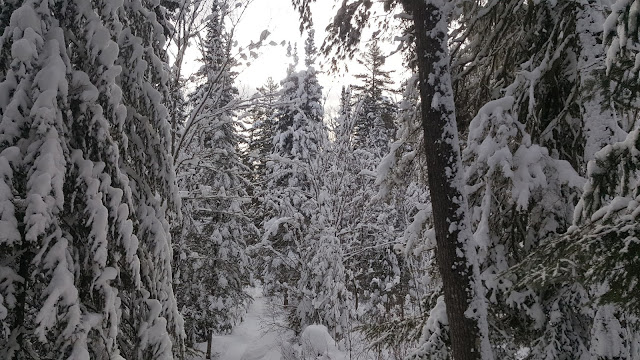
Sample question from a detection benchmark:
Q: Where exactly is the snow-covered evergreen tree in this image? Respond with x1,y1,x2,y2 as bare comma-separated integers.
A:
351,40,396,156
246,77,280,183
329,45,410,331
258,30,327,334
0,0,182,358
296,187,352,341
603,0,640,113
483,0,640,348
463,95,587,358
171,0,253,347
453,0,639,357
366,74,442,358
113,1,184,357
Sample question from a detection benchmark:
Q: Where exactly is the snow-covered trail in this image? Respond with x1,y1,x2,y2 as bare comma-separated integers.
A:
206,288,284,360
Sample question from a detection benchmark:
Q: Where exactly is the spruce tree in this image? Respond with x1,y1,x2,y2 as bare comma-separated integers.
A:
332,46,408,331
351,40,396,155
114,1,183,357
246,77,280,185
454,1,637,357
259,30,326,334
295,182,352,341
0,0,182,358
171,0,253,347
425,1,640,358
290,84,366,341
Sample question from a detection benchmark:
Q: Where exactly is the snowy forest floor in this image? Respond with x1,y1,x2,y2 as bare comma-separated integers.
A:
192,286,356,360
195,287,288,360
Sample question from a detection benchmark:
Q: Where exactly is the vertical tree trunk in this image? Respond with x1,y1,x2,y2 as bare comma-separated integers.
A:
206,331,213,359
283,287,289,306
13,244,30,358
402,0,484,359
353,279,359,311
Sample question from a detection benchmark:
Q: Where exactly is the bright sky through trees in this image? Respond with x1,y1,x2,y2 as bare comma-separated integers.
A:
176,0,403,113
232,0,404,111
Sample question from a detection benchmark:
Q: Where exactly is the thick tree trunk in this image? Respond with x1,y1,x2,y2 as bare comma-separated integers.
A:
402,0,483,359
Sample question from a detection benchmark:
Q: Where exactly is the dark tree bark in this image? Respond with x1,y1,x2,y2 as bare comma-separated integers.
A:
401,1,483,359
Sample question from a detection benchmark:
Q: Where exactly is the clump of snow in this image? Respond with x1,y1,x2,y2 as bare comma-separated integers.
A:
0,294,7,320
299,325,345,359
300,325,336,355
411,296,449,359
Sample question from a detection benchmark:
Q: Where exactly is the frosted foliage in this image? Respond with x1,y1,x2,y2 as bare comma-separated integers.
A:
409,296,448,360
0,0,181,358
464,93,589,357
297,218,352,340
575,129,640,226
259,58,325,316
273,68,324,162
451,0,616,170
114,0,183,356
576,6,624,162
465,96,583,253
21,16,85,355
557,8,640,309
0,155,19,246
116,0,180,227
604,0,640,74
553,129,640,311
524,285,592,360
447,1,640,357
174,96,254,344
0,294,6,323
589,305,639,359
174,14,254,338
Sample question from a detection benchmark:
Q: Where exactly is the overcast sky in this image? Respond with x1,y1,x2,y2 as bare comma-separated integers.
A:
177,0,406,113
231,0,405,112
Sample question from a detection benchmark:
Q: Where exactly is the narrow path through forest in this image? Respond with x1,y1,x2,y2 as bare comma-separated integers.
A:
204,287,284,360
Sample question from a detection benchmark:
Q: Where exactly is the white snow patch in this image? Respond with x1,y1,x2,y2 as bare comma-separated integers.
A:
202,287,285,360
300,325,340,358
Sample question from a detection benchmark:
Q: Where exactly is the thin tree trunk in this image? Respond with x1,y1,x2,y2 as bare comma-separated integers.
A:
283,287,288,306
353,279,358,311
402,0,483,359
12,244,30,358
206,331,213,359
